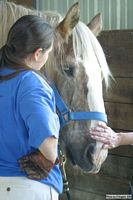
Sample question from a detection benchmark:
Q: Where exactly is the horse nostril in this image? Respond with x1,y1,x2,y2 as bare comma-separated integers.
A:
86,143,95,161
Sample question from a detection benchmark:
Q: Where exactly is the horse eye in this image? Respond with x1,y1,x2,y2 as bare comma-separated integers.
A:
63,65,75,77
84,86,88,95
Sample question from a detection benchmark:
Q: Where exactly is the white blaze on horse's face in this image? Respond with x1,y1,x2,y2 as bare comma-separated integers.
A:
73,23,110,173
86,15,111,173
83,59,108,173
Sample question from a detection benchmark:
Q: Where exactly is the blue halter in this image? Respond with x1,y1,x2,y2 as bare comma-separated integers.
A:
51,84,107,128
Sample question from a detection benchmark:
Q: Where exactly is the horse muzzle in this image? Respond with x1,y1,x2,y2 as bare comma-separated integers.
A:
82,142,108,173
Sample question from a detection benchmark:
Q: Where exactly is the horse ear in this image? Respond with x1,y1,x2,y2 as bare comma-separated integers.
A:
87,13,102,36
56,2,80,38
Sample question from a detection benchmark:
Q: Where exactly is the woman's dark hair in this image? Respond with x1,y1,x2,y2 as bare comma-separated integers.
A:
0,15,54,80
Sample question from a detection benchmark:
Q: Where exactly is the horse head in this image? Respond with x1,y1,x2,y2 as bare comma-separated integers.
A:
43,2,112,173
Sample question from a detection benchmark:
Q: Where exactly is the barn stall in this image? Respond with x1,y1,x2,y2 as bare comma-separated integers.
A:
1,0,133,199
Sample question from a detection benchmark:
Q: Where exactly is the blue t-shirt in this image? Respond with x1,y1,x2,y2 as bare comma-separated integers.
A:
0,68,63,194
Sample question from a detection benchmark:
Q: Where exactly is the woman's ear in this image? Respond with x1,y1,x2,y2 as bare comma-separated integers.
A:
34,48,43,61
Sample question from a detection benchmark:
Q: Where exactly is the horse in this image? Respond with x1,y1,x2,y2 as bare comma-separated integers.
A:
0,2,112,173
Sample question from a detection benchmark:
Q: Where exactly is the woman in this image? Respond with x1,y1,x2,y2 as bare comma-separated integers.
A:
0,15,62,200
91,122,133,149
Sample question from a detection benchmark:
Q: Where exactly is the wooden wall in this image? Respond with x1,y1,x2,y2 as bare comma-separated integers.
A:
60,30,133,200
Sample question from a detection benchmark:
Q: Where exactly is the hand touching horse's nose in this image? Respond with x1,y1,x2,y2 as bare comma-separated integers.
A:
90,123,121,149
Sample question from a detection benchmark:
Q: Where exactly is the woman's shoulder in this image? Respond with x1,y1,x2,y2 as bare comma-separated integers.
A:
18,70,52,93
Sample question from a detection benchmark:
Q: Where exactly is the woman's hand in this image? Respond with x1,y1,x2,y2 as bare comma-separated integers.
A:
90,123,121,149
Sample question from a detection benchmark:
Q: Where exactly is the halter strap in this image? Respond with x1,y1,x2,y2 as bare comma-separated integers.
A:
51,84,107,128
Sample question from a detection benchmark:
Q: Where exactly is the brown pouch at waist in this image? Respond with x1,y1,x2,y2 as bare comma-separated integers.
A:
18,150,59,180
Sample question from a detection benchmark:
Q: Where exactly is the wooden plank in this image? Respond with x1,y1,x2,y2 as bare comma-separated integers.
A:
60,188,105,200
103,78,133,103
98,30,133,78
68,175,129,196
105,102,133,131
110,145,133,157
100,154,133,180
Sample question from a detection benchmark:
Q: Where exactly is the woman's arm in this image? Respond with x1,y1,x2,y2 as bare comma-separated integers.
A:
39,136,58,163
18,137,59,180
90,123,133,149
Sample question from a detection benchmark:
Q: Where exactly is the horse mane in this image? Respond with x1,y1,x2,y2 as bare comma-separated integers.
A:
72,21,112,88
0,2,112,87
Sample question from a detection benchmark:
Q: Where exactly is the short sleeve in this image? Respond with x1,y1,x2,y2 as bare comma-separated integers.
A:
18,72,60,148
